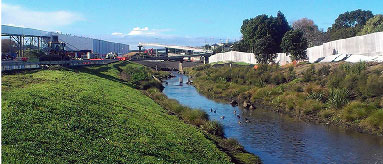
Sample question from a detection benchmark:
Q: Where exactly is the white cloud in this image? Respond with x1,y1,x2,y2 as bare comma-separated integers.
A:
113,27,170,36
111,32,125,36
1,3,84,30
128,27,155,36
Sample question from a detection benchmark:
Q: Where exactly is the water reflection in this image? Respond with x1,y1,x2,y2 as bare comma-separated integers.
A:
163,72,383,164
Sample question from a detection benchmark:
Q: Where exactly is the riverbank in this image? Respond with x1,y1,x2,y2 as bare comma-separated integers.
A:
1,62,258,163
185,62,383,136
100,61,261,164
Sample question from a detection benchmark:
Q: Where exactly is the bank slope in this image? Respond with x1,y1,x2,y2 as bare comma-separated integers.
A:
186,62,383,136
2,68,231,163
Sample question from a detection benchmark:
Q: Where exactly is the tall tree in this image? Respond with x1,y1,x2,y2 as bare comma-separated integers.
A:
273,11,291,51
292,18,328,47
1,39,17,53
254,35,278,63
358,14,383,35
281,30,308,61
328,9,374,40
232,39,249,52
239,11,290,63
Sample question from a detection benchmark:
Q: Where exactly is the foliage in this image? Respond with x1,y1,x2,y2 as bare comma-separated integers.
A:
358,14,383,35
281,30,308,61
232,40,249,52
1,39,18,53
302,64,316,82
240,11,290,63
328,9,374,40
341,102,378,122
201,121,224,136
292,18,329,47
364,73,383,97
253,35,279,63
317,65,331,76
328,88,350,109
362,110,383,133
188,62,383,135
24,49,46,62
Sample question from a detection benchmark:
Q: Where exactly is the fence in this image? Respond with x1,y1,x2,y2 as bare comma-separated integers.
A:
1,59,118,71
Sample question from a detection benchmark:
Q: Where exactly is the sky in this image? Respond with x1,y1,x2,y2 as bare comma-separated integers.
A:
2,0,383,48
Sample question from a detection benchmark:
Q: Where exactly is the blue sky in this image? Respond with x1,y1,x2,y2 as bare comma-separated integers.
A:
2,0,383,48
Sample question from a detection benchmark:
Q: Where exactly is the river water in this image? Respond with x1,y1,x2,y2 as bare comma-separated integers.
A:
163,72,383,164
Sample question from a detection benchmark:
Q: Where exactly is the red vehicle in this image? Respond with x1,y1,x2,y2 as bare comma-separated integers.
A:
21,57,29,62
115,57,128,61
89,58,103,60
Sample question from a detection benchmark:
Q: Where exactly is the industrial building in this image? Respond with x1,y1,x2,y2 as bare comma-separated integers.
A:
1,25,129,58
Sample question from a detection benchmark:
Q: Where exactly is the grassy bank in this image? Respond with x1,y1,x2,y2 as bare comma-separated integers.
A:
2,64,232,163
82,61,261,164
186,62,383,136
2,62,260,163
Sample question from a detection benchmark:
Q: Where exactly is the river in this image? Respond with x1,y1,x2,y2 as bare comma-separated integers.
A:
163,72,383,164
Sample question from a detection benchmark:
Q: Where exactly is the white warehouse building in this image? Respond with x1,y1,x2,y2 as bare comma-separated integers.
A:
2,25,129,56
55,33,129,55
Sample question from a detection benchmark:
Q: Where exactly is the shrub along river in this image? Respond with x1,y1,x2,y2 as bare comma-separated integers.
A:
163,72,383,164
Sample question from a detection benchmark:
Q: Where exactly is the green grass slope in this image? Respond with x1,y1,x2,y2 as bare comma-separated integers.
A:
2,67,231,163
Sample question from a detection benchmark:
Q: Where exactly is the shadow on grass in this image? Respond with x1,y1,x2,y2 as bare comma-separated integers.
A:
74,61,136,88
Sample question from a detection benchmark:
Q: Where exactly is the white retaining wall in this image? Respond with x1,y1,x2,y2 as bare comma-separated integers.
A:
307,32,383,63
210,32,383,65
209,51,291,65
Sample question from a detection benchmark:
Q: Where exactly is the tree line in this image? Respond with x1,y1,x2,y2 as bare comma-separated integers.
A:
233,9,383,64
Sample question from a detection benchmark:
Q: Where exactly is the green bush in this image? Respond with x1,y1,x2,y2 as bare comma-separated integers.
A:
362,110,383,132
201,121,224,136
24,49,45,62
365,74,383,97
141,80,164,91
303,99,325,115
182,109,208,126
328,88,350,109
317,65,331,76
327,69,346,89
193,64,211,71
341,101,378,122
305,83,328,102
270,71,286,85
219,138,244,152
340,62,367,75
285,66,296,82
302,64,316,82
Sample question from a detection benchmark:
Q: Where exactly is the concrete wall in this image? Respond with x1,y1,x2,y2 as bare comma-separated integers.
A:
209,51,258,64
209,51,291,65
211,32,383,64
307,32,383,63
